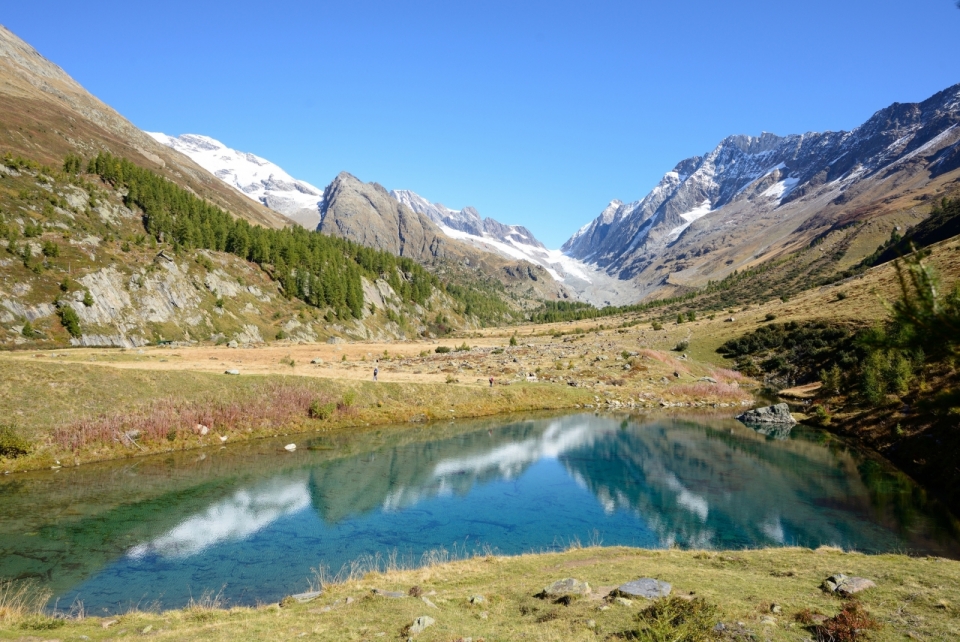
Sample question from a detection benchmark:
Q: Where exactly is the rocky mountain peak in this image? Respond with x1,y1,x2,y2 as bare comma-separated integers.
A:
561,82,960,294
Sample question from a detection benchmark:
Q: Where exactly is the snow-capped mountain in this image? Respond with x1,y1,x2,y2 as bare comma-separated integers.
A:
564,83,960,284
147,133,325,229
389,189,643,305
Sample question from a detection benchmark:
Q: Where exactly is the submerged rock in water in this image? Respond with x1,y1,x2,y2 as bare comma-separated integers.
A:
736,403,796,425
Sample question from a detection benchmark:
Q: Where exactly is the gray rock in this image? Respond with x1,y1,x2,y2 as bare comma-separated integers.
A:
224,369,240,375
227,340,239,348
310,358,323,364
289,590,322,603
615,578,671,600
736,403,796,425
822,574,876,596
421,597,438,609
408,615,435,634
327,336,346,344
541,578,591,597
373,589,407,599
469,595,485,604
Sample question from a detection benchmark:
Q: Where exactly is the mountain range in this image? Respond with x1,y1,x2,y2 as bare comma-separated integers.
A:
151,81,960,306
565,83,960,297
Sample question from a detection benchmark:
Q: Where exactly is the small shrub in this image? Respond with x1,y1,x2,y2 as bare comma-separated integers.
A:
215,297,224,309
455,342,470,352
809,601,881,642
445,374,457,384
435,346,451,354
836,291,847,301
634,596,719,642
40,241,59,258
82,290,94,307
276,329,286,340
765,313,777,321
0,425,30,458
57,305,81,338
673,339,689,352
686,310,696,322
309,400,335,420
20,321,36,339
810,404,832,426
509,334,518,346
651,321,663,331
166,428,178,442
676,313,684,325
59,279,71,292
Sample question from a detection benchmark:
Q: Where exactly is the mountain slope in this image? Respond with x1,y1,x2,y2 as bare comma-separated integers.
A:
148,133,325,230
0,24,292,231
565,83,960,298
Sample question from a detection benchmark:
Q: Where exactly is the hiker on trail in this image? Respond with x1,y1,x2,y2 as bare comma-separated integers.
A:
489,376,494,387
373,367,378,382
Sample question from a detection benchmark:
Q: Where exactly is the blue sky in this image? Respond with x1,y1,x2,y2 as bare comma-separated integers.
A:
4,1,960,247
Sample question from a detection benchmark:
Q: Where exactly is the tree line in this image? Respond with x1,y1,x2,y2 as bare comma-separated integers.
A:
85,152,438,318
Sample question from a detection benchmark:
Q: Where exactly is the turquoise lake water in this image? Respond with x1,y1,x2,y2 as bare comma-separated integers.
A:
1,412,957,614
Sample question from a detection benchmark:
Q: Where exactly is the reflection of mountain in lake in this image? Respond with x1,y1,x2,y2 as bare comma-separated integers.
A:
307,418,601,522
2,412,958,614
306,415,958,554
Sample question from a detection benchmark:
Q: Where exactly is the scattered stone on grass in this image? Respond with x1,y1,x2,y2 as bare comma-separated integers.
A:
540,578,591,598
289,590,322,603
406,615,435,634
421,596,438,609
224,369,240,375
613,578,672,599
822,573,876,595
373,589,407,599
469,595,485,604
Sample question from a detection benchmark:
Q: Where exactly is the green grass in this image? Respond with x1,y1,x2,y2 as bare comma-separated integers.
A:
1,547,956,641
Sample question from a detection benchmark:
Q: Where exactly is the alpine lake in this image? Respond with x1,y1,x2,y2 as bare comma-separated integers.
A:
1,411,958,615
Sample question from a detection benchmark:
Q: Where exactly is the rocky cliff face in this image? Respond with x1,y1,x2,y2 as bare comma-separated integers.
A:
564,83,960,291
318,173,450,261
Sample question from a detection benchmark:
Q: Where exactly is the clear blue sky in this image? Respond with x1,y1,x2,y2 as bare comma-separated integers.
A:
4,1,960,247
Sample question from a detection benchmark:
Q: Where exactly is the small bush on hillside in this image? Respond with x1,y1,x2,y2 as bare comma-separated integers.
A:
82,290,94,307
807,601,881,642
836,291,847,301
57,305,81,338
633,596,719,642
309,400,336,420
651,321,663,331
0,425,30,458
435,346,451,354
509,334,518,346
765,313,777,321
20,321,35,339
40,241,58,258
455,342,470,352
673,340,689,352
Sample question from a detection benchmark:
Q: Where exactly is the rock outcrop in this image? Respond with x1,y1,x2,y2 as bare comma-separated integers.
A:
736,403,796,425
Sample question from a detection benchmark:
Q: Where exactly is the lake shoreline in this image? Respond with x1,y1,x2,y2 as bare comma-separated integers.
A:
2,546,958,640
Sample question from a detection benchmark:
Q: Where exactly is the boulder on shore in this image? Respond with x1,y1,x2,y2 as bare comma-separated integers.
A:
736,403,796,425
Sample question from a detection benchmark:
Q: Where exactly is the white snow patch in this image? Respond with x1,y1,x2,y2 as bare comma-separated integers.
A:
667,199,712,241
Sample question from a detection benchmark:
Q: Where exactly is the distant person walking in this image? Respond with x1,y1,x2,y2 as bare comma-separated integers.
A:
373,367,378,382
489,376,494,388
